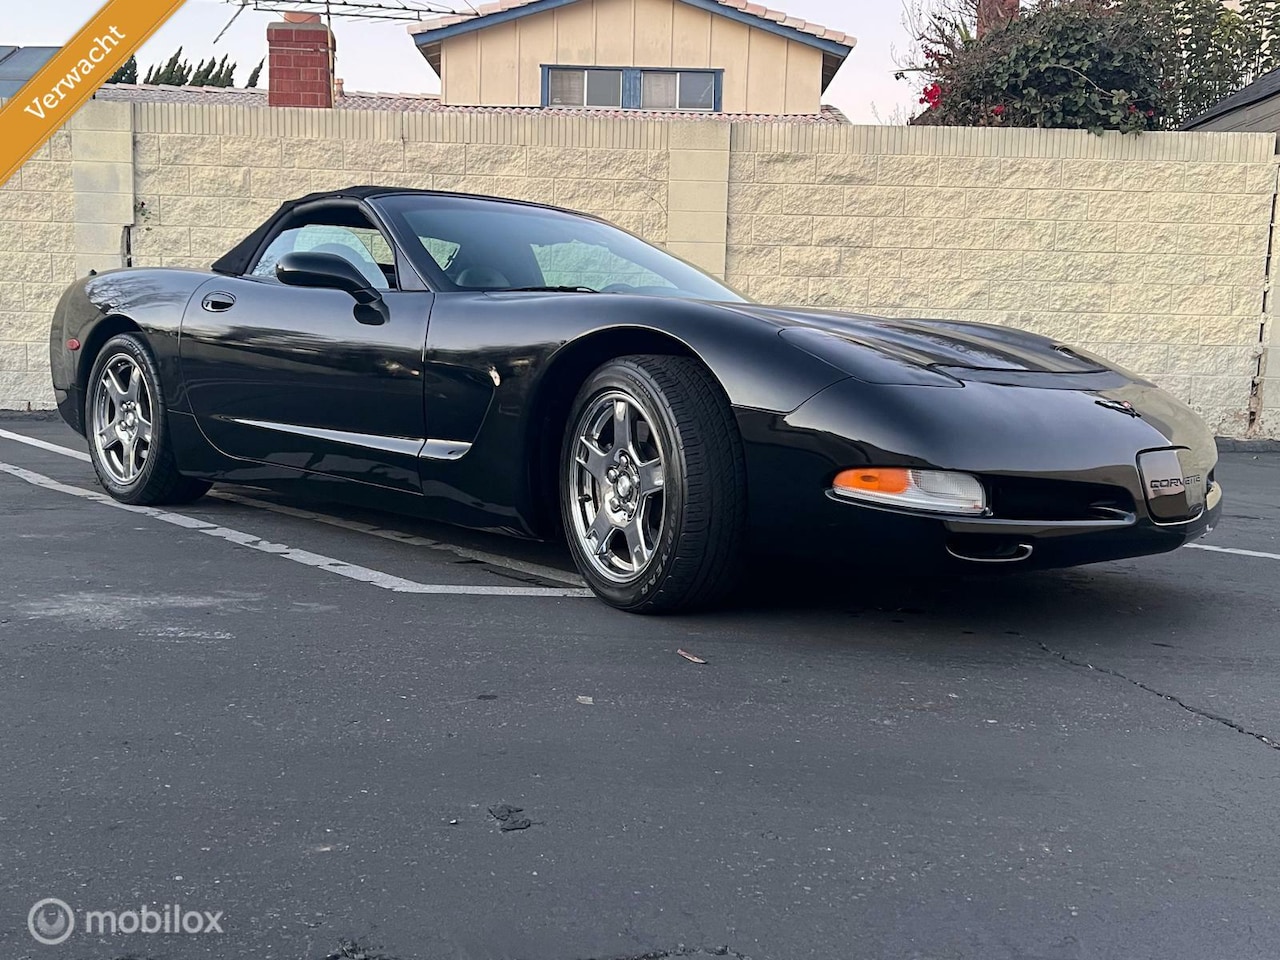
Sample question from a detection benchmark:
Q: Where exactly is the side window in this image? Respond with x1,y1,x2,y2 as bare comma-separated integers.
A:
251,224,395,290
532,240,674,292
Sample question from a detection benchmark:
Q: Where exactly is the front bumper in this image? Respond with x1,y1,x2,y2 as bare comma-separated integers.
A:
736,374,1222,571
808,480,1221,570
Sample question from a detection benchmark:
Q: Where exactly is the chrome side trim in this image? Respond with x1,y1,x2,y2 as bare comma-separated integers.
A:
226,418,473,461
229,418,426,458
420,439,472,461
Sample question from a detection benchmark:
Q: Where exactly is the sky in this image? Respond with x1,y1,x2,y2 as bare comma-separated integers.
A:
2,0,921,123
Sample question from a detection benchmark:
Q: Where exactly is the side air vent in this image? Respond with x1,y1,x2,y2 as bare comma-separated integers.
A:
986,477,1136,522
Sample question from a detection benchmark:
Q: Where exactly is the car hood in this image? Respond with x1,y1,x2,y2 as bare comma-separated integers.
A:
730,304,1104,375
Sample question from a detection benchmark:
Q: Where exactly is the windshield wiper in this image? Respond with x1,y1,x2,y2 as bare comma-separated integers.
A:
498,285,599,294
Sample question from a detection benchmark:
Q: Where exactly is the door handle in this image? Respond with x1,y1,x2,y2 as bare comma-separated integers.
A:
201,292,237,312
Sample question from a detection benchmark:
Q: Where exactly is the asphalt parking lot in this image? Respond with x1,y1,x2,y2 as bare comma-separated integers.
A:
1,418,1278,960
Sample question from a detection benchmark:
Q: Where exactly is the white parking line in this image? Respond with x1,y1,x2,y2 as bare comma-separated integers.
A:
209,489,587,587
0,427,586,588
1187,543,1280,561
4,427,1274,571
0,427,90,462
0,460,592,599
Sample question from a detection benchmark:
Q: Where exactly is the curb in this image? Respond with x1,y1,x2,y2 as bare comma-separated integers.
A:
0,410,62,422
1217,437,1280,453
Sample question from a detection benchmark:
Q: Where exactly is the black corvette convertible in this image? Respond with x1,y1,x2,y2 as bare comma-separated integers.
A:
50,186,1221,612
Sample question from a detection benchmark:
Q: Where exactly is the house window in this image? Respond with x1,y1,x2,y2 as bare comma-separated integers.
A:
542,66,722,112
640,71,717,111
547,68,624,108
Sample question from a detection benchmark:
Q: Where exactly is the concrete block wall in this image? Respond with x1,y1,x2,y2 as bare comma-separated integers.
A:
0,99,1277,438
0,130,75,410
666,122,731,275
128,104,673,272
727,125,1277,438
0,100,136,410
70,102,136,280
1263,312,1280,439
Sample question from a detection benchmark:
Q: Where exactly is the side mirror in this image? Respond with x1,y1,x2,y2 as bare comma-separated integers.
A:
276,251,387,324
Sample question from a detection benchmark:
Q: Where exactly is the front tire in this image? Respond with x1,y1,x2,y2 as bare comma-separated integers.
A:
86,333,212,506
560,355,746,613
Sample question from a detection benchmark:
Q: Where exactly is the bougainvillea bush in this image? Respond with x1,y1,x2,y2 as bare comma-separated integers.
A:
913,0,1167,133
904,0,1280,132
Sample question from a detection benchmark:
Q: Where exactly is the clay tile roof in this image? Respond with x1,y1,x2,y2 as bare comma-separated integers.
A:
92,82,851,123
409,0,854,49
93,83,270,106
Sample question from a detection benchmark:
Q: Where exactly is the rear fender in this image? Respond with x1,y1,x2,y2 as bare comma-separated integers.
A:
56,268,213,427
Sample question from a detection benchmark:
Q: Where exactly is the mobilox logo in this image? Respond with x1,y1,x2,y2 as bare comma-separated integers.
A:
28,899,73,946
27,897,224,946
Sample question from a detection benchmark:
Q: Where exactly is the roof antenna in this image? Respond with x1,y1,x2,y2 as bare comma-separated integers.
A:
220,1,473,21
213,1,248,44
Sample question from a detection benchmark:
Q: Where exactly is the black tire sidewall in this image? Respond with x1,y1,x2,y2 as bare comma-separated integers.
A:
560,360,690,610
85,333,172,504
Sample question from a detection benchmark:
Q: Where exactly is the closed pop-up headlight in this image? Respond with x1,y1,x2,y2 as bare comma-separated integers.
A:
832,468,987,515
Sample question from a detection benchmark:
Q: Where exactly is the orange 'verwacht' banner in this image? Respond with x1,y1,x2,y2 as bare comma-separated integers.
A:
0,0,189,186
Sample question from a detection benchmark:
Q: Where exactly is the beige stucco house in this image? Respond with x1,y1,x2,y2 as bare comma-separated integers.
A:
408,0,855,116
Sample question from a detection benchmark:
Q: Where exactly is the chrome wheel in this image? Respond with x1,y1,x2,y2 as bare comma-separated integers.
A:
91,354,153,485
568,390,667,583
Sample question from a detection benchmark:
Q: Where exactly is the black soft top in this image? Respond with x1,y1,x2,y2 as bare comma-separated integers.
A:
211,185,435,276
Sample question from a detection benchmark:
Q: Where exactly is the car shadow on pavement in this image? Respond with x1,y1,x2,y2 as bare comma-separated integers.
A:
725,558,1219,657
209,486,1226,661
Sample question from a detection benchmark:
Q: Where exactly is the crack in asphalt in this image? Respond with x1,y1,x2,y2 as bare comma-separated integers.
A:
324,940,403,960
315,941,747,960
594,949,744,960
1037,642,1280,752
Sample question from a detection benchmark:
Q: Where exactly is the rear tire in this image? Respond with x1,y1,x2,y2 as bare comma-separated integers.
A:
85,333,212,506
560,354,746,613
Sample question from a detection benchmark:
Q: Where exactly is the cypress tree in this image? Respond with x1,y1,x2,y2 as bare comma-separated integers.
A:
107,55,137,84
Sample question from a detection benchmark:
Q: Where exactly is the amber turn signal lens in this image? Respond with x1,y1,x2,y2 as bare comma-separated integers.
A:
831,467,987,515
833,468,910,495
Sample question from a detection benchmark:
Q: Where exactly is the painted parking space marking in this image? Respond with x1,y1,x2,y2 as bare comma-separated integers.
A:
209,489,586,587
4,427,1274,572
0,427,586,588
0,427,91,462
1186,543,1280,561
0,460,592,599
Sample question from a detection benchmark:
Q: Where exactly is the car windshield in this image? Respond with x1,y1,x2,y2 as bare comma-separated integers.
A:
374,193,745,302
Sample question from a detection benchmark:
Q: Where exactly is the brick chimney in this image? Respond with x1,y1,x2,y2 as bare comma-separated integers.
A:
267,12,335,108
976,0,1019,38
